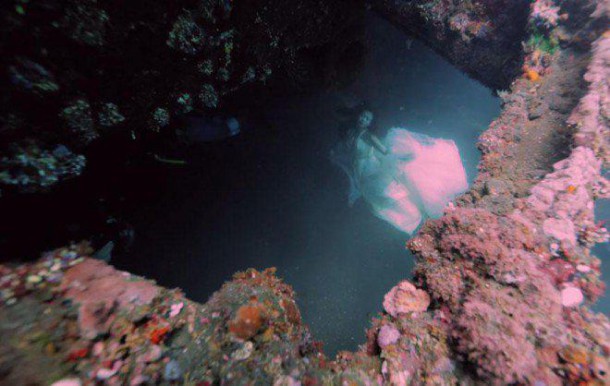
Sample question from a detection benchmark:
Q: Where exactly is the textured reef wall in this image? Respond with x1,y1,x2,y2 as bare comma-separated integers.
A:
381,0,610,384
0,245,381,384
1,0,610,385
0,0,363,195
371,0,532,90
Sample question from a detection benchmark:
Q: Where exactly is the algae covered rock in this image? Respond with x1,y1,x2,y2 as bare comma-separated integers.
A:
0,252,380,385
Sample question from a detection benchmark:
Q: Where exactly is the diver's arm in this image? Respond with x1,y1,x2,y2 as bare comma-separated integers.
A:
369,133,388,155
358,129,387,155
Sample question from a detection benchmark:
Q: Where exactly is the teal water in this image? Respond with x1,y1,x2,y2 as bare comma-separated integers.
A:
114,13,501,356
593,196,610,314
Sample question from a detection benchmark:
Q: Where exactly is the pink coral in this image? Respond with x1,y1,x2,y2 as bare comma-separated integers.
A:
569,35,610,166
60,259,159,339
377,324,400,348
408,207,571,382
560,285,584,307
383,280,430,317
530,0,560,28
456,295,537,383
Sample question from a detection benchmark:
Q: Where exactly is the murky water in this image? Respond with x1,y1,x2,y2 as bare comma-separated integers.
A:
113,13,501,355
593,196,610,314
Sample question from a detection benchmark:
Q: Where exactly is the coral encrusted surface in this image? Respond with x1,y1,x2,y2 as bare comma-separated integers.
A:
0,0,363,195
1,0,610,385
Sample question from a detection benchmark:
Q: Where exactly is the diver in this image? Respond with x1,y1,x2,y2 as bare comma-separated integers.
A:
331,102,390,207
331,100,468,235
336,102,387,156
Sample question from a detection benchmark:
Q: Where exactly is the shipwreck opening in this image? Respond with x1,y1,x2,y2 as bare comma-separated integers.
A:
0,11,503,357
100,13,500,355
0,9,506,357
4,0,610,384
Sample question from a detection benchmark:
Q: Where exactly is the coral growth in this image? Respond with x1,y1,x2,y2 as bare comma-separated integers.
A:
60,100,97,144
569,33,610,166
0,0,363,194
382,280,430,317
369,1,610,384
0,257,380,384
531,0,561,30
373,0,532,90
0,143,86,195
167,12,207,55
228,303,266,340
98,103,125,128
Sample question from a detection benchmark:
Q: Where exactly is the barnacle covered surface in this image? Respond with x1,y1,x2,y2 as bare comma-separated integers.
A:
0,0,362,194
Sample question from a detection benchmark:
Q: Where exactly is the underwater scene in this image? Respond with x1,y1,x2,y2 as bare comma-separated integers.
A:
0,0,609,385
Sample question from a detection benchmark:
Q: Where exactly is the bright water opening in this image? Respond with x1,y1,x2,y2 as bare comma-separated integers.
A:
113,13,501,356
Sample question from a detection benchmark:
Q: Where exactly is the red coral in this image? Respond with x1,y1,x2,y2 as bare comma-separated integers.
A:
66,347,89,362
149,326,170,345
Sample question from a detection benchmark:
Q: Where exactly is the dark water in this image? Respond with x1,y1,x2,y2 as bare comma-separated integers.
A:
112,13,501,356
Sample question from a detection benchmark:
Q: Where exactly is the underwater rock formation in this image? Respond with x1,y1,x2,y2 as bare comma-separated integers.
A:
1,0,610,384
379,1,610,384
0,0,363,195
371,0,532,90
0,144,86,193
0,245,381,384
382,280,430,317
